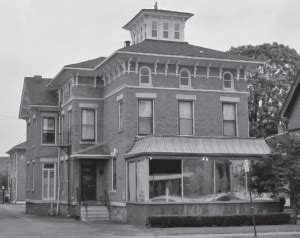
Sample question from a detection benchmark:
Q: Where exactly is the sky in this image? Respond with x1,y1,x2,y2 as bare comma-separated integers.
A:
0,0,300,156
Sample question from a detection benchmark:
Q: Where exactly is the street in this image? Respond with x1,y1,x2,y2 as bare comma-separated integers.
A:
1,204,300,237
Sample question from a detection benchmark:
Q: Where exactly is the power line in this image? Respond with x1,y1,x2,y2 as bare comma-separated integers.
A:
0,114,19,120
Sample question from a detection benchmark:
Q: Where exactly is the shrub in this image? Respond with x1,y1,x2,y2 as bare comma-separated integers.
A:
146,213,291,228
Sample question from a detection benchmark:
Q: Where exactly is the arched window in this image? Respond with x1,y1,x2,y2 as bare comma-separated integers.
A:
139,66,152,85
179,68,191,87
223,71,234,90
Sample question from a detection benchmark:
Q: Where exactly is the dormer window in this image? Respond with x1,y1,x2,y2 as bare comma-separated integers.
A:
152,21,158,38
174,23,180,39
223,72,234,90
179,68,191,87
139,66,152,85
163,22,169,39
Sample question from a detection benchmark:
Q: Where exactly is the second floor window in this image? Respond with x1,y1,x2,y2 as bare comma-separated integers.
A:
152,21,158,38
81,109,95,142
179,101,193,135
223,103,237,136
138,99,153,135
112,157,117,191
163,22,169,38
42,117,55,144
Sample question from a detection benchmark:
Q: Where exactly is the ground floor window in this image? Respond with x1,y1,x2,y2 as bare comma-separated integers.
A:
127,158,247,202
43,163,56,200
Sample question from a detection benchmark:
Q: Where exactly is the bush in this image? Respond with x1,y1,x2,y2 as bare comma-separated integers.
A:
146,213,291,228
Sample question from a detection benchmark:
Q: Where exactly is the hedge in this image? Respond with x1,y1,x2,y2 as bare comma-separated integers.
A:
146,213,291,228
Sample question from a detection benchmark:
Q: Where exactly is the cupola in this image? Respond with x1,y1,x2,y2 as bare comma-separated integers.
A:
123,3,193,45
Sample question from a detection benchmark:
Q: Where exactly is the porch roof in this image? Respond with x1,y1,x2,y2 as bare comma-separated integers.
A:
125,135,271,159
71,143,111,159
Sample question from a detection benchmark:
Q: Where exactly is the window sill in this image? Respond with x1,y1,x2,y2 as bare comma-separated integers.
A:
223,88,236,92
79,141,96,145
117,130,123,134
140,84,153,88
179,85,192,89
110,190,117,194
41,144,57,147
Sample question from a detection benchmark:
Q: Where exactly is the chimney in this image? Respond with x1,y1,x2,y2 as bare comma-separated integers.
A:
124,40,131,47
154,2,158,10
34,75,42,81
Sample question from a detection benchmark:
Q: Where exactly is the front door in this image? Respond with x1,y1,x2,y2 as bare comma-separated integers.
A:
81,160,97,201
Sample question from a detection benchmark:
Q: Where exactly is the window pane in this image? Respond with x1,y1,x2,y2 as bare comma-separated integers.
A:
181,70,189,78
223,121,236,136
139,118,152,135
139,100,152,117
223,104,235,120
136,160,149,202
179,102,192,119
82,125,95,140
141,75,149,84
43,170,48,198
180,119,193,135
174,23,180,31
82,110,95,125
43,132,55,144
224,80,232,88
49,170,55,198
44,163,54,169
43,118,55,130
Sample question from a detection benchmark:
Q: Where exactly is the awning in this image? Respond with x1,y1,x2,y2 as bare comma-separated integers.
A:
125,135,270,159
71,143,111,159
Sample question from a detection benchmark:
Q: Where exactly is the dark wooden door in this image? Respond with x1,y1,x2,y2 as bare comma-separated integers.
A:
81,160,97,201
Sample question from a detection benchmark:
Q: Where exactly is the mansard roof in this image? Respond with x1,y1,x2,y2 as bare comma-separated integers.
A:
117,39,261,63
19,76,58,119
6,141,26,154
280,71,300,118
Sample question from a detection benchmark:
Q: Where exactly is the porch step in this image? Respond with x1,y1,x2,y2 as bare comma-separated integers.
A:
80,205,109,221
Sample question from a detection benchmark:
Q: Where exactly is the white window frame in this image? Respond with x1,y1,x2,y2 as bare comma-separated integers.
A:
42,163,56,200
222,103,238,137
178,100,194,135
111,157,117,191
41,117,56,145
81,109,96,142
138,99,154,136
223,71,234,90
163,22,169,39
151,21,158,38
32,117,36,146
179,68,192,88
139,66,152,86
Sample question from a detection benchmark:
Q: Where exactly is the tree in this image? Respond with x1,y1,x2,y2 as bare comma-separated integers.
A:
258,134,300,223
229,43,300,137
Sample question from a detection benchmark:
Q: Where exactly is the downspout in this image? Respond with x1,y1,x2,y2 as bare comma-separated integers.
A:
56,147,60,215
15,151,18,203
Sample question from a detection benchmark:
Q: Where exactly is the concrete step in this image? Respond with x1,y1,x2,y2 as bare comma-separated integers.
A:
80,205,109,222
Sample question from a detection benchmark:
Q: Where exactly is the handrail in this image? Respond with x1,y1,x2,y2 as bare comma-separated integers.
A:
104,190,110,219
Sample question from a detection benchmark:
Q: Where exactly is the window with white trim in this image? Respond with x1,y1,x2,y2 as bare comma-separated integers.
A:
112,157,117,191
179,68,191,87
222,103,237,136
118,100,123,131
174,23,180,39
138,99,153,135
81,109,95,142
139,66,152,85
223,72,234,90
42,117,55,144
179,101,193,135
151,21,158,38
163,22,169,38
43,163,56,200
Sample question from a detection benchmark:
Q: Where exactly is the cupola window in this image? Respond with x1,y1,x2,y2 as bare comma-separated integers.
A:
174,23,180,39
152,22,158,38
163,22,169,39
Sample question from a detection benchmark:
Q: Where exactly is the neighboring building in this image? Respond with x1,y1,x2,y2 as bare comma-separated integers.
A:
19,6,272,224
6,142,27,203
280,71,300,137
0,156,9,189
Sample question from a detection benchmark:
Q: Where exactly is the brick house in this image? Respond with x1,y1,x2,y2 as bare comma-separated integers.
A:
280,71,300,136
19,7,273,224
6,142,26,203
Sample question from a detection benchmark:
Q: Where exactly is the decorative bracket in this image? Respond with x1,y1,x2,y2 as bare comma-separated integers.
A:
244,66,249,81
154,59,159,75
127,58,132,73
176,61,181,77
165,60,169,77
236,65,242,81
75,73,79,87
135,58,140,74
194,62,199,78
94,75,97,88
206,63,212,79
219,64,224,80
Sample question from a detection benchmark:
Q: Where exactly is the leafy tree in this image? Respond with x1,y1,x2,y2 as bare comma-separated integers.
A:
229,43,300,137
